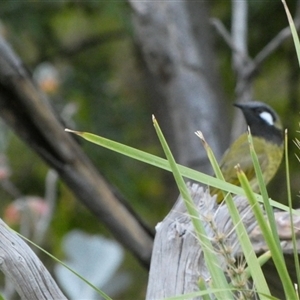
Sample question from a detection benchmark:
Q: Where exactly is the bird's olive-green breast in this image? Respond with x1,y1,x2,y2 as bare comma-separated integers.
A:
210,101,284,203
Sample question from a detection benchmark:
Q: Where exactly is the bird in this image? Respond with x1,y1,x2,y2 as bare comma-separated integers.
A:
210,101,284,203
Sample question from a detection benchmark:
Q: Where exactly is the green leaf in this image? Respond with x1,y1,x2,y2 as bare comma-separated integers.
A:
15,231,112,300
236,165,297,299
64,129,299,215
152,117,233,300
248,130,283,258
282,0,300,66
196,131,271,298
198,277,212,300
285,129,300,298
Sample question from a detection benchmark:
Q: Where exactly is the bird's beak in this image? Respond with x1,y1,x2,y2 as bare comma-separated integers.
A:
233,103,243,109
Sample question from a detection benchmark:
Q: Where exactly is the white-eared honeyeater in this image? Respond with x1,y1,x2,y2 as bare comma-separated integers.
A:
210,101,284,203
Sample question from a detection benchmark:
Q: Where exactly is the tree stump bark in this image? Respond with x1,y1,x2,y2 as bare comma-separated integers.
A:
0,219,66,300
146,183,300,299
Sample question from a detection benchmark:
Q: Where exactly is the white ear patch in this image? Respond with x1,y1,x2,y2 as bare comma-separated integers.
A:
259,111,274,125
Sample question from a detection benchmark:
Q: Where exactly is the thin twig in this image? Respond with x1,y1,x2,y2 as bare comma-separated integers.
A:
210,18,237,52
253,20,300,73
210,18,250,65
212,15,300,80
231,0,248,71
33,169,58,245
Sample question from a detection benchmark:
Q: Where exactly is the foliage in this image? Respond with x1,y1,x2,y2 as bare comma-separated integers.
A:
66,118,298,299
0,1,299,299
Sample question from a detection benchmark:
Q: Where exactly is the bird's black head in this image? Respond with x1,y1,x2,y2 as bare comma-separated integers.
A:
234,101,283,145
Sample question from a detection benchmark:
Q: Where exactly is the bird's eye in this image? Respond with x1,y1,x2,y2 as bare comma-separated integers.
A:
259,111,274,125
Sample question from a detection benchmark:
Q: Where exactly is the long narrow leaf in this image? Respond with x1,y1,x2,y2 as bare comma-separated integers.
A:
152,117,232,300
236,166,297,299
65,129,241,194
244,251,272,278
15,231,112,300
196,131,270,298
282,0,300,66
65,129,298,214
198,277,211,300
285,129,300,297
248,130,283,257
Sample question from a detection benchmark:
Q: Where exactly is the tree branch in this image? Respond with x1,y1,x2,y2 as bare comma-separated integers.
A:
0,219,66,300
210,18,245,59
0,36,153,267
253,20,300,72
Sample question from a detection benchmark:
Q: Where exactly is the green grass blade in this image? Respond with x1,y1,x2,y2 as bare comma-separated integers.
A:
282,0,300,66
65,129,299,214
15,231,112,300
281,9,300,294
236,166,297,299
65,129,240,194
196,131,271,298
198,277,212,300
164,289,280,300
247,130,283,257
243,251,271,283
285,130,300,298
195,131,228,201
152,117,232,300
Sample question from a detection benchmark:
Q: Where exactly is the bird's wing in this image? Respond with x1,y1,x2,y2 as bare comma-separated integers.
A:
219,141,269,186
210,136,269,202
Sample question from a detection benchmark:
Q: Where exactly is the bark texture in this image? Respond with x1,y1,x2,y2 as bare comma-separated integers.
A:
0,219,66,300
129,1,230,173
146,184,300,300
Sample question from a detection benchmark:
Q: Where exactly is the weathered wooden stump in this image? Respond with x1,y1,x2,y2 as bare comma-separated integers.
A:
0,219,66,300
146,183,300,300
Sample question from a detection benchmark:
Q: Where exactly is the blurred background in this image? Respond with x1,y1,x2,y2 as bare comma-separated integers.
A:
0,1,299,299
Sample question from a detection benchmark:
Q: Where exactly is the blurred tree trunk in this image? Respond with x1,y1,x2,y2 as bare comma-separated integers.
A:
128,1,300,298
128,1,230,175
